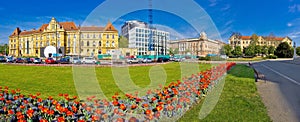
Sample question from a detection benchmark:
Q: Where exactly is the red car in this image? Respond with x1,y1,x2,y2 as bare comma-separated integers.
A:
45,58,56,64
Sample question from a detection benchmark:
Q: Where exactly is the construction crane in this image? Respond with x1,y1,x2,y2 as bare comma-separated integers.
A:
148,0,154,52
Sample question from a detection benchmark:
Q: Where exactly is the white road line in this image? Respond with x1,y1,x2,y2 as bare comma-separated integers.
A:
261,64,300,86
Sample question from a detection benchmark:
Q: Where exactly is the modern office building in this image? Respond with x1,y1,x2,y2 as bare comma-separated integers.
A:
8,17,118,57
121,20,170,55
169,32,225,56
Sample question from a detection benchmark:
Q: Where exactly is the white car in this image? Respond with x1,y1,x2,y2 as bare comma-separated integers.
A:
71,57,81,64
127,58,141,64
142,58,152,63
82,57,96,64
33,58,42,64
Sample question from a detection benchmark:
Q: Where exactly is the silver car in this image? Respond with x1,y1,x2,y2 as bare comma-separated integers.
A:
33,58,42,64
72,57,81,64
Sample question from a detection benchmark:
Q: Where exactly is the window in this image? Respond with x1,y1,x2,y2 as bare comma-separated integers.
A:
99,41,101,46
87,49,89,52
87,41,90,46
112,41,115,47
87,34,90,39
68,40,70,47
106,41,109,47
40,42,43,47
106,34,109,39
47,41,49,46
74,34,76,38
93,34,96,38
36,42,38,47
112,35,114,39
93,41,96,46
81,34,84,38
81,41,84,46
99,34,101,39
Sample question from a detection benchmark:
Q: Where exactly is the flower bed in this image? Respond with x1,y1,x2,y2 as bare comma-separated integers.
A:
0,62,236,121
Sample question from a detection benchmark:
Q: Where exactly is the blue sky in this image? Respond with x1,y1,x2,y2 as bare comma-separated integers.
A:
0,0,300,46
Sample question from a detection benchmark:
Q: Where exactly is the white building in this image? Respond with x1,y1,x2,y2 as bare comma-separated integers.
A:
121,20,170,55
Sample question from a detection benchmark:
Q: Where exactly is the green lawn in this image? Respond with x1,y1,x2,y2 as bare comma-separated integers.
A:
179,64,271,121
0,63,212,100
227,57,265,62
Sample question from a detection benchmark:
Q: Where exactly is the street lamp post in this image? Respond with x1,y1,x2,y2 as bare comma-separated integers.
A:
293,41,297,60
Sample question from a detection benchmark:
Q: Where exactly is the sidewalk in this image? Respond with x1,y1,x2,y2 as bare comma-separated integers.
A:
281,57,300,65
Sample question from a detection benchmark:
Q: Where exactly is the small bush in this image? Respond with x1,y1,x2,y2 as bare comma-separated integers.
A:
266,55,277,59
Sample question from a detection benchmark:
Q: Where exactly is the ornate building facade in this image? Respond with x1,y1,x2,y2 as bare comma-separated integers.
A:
169,32,225,56
9,17,118,57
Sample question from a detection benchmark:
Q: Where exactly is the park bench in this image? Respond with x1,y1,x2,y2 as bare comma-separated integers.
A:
248,62,266,82
253,68,266,82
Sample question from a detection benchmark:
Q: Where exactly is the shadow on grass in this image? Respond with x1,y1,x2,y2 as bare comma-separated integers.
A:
178,64,270,121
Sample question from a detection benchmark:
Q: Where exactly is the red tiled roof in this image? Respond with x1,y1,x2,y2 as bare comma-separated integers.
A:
10,27,21,37
38,24,49,32
19,30,37,35
104,21,118,32
59,22,78,31
240,36,251,40
80,26,105,31
263,36,284,41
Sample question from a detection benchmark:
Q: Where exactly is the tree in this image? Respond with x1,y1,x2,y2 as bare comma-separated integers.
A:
261,45,268,56
223,44,232,56
251,34,259,44
244,44,255,57
268,46,275,55
118,36,129,48
254,45,262,56
231,46,242,57
174,48,179,54
0,44,8,55
274,42,293,58
296,46,300,56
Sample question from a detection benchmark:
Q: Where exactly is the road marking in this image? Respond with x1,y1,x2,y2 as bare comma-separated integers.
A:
261,64,300,86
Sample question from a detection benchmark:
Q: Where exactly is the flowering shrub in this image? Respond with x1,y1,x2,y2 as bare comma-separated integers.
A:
0,63,235,121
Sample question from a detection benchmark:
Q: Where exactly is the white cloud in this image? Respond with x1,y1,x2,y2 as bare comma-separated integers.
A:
287,23,293,27
209,0,217,7
221,4,231,11
289,4,300,13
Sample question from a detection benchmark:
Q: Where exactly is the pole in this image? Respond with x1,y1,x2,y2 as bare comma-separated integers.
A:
56,21,58,61
293,41,297,60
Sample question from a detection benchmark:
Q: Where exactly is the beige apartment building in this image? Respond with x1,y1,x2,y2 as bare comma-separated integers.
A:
9,17,118,57
229,35,293,51
169,32,225,56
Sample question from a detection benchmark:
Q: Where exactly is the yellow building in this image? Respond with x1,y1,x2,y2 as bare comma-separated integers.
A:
9,17,119,58
229,35,293,51
79,22,118,57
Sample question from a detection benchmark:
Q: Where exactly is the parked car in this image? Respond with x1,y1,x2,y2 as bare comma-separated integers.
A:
157,57,170,62
71,57,81,64
174,57,185,62
6,57,15,63
142,58,152,63
45,58,56,64
15,58,25,63
127,58,141,64
24,58,34,63
57,58,70,64
82,57,96,64
33,58,42,64
0,56,6,62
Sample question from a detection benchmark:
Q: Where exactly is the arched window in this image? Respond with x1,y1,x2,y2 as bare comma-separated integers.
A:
99,41,101,46
87,41,90,46
106,41,109,47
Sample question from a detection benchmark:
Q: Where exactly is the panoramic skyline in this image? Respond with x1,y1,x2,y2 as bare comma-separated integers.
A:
0,0,300,46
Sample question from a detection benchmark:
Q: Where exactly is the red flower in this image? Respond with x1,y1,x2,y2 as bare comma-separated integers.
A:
42,107,49,113
26,109,34,118
131,104,137,109
114,108,119,114
113,100,119,106
8,109,14,115
36,92,41,96
156,105,163,111
66,110,73,116
48,96,53,100
72,106,77,113
38,98,43,103
58,93,63,96
151,97,157,101
119,104,126,111
48,110,54,115
143,103,149,108
92,115,99,121
116,118,124,122
95,109,102,114
20,105,25,109
40,119,48,122
145,109,152,115
57,117,65,122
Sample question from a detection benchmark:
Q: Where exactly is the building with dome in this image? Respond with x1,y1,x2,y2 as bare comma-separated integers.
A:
168,32,225,56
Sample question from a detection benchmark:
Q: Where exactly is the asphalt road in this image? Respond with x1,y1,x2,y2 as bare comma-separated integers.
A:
252,60,300,120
